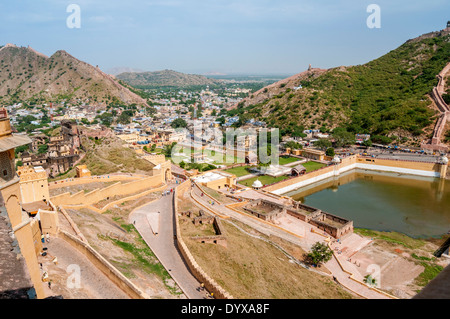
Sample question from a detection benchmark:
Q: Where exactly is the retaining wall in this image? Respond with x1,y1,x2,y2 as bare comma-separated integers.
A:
59,230,149,299
50,175,164,206
173,180,234,299
267,155,445,195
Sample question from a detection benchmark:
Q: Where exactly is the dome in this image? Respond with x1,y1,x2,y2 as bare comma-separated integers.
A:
332,156,341,164
252,179,263,189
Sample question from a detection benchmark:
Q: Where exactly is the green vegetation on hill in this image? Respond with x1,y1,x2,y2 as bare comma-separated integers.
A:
239,32,450,142
116,69,222,90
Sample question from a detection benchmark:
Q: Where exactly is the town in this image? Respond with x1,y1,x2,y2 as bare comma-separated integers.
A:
0,1,449,306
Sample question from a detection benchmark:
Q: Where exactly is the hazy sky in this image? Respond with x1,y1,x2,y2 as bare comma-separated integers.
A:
0,0,449,75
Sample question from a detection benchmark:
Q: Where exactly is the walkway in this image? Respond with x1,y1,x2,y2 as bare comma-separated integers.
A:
129,185,207,299
39,237,130,299
422,62,450,151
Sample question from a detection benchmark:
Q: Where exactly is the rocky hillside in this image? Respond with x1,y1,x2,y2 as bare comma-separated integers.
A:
0,44,148,106
116,69,223,89
236,28,450,146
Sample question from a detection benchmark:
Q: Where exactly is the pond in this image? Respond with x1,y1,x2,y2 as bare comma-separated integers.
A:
283,169,450,238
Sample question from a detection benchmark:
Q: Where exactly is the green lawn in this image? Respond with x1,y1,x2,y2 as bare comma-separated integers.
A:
302,161,327,172
238,161,326,187
239,175,290,187
223,165,255,177
278,156,301,165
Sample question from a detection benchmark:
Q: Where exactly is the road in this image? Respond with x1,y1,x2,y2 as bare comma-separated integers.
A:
129,185,207,299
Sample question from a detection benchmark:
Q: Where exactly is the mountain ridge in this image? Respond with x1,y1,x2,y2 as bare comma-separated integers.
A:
0,45,148,107
116,69,223,89
234,28,450,146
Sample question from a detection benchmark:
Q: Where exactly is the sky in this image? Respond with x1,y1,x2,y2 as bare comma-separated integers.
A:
0,0,449,75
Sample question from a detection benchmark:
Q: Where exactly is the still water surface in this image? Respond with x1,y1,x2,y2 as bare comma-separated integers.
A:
283,169,450,238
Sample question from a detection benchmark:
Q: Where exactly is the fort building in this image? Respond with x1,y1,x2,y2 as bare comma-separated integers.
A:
192,171,237,191
0,108,45,298
76,164,91,178
21,120,82,177
243,198,353,239
17,166,50,204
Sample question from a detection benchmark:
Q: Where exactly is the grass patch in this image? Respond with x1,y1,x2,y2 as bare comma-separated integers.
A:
278,156,300,165
415,262,444,287
223,165,255,177
239,174,290,187
354,228,426,249
302,161,327,172
411,253,433,261
109,224,182,295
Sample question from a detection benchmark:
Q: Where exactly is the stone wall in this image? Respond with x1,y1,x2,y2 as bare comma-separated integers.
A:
243,199,286,222
174,180,233,299
266,155,446,195
48,174,143,189
58,230,149,299
50,175,164,207
190,217,227,248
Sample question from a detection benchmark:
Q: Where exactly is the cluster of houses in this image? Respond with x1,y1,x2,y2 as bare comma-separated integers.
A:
20,120,82,178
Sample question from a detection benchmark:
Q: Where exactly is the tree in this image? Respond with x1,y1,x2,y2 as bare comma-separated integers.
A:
326,147,335,157
314,139,332,150
292,126,307,138
307,242,333,266
364,274,377,287
96,112,113,127
285,141,302,150
162,142,177,157
332,127,355,148
117,110,133,124
362,139,372,147
171,118,187,129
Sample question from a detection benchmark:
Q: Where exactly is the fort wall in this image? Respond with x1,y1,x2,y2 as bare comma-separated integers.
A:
266,155,446,195
173,180,233,299
50,175,164,207
59,230,149,299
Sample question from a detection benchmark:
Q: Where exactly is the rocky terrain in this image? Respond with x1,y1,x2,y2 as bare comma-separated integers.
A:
0,44,148,107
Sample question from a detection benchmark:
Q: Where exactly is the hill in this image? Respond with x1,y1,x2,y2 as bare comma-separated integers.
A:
0,44,148,107
116,69,223,90
235,28,450,146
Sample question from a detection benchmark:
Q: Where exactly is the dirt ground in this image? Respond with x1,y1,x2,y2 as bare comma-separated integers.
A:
349,238,450,298
57,191,185,299
49,181,122,197
179,192,352,299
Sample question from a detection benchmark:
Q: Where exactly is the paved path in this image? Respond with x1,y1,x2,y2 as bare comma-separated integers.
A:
40,237,130,299
129,186,207,299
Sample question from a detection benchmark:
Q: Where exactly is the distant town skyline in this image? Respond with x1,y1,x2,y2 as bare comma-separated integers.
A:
0,0,449,75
